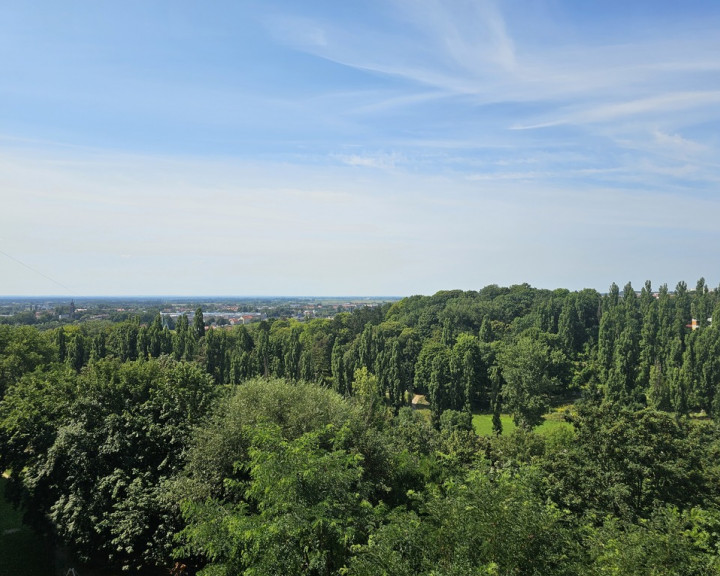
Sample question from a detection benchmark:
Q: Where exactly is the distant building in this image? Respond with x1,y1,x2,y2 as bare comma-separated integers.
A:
686,318,713,331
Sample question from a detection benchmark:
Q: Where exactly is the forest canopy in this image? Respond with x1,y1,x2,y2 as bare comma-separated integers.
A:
2,280,720,574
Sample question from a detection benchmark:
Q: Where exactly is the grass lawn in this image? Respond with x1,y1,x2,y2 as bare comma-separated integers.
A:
0,476,53,576
412,395,573,436
472,410,572,436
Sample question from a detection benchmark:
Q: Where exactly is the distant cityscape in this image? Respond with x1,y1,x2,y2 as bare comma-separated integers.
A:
0,296,400,327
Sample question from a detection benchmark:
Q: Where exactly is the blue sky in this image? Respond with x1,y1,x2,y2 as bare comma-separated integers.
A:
2,0,720,296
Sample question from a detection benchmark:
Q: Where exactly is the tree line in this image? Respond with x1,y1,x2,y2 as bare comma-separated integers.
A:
8,279,718,424
1,280,720,573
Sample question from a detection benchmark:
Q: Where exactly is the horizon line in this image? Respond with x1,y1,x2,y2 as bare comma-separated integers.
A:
0,294,404,300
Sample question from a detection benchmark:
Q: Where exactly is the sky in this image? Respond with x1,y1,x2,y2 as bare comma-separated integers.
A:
2,0,720,296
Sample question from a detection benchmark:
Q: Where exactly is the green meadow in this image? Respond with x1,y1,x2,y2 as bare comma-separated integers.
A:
412,395,572,436
471,411,572,436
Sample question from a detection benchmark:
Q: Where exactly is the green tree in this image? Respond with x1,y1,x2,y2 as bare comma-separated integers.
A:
331,339,347,395
105,319,139,361
386,338,405,410
588,506,720,575
490,365,503,435
173,313,194,360
0,325,56,398
352,366,381,403
544,404,706,519
413,340,445,396
284,326,302,380
606,324,641,405
193,307,205,342
478,315,493,343
499,332,568,429
427,347,452,426
636,281,659,392
54,327,67,363
350,467,580,576
675,280,691,339
450,333,485,413
647,361,672,411
0,357,216,570
182,425,374,576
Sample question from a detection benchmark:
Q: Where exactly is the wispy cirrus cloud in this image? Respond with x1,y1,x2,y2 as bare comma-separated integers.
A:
512,91,720,130
267,2,720,105
263,0,720,205
266,0,519,94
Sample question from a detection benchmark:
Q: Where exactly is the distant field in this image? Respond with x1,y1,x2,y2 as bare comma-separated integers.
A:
472,412,572,436
0,476,52,576
411,396,573,436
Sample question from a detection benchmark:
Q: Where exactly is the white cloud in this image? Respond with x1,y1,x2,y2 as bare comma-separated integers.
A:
335,151,402,169
651,129,708,157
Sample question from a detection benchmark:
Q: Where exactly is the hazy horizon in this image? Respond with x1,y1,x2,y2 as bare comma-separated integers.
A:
0,278,708,301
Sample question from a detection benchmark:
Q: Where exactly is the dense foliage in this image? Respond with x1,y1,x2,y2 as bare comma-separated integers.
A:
2,280,720,573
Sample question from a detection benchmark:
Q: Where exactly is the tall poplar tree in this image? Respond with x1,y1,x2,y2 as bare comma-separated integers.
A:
193,307,205,342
